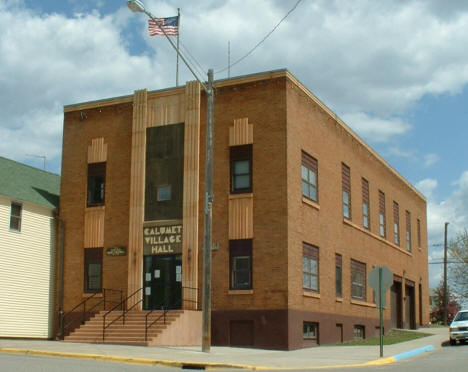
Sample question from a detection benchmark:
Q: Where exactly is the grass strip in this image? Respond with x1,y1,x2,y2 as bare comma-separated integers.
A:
337,329,432,346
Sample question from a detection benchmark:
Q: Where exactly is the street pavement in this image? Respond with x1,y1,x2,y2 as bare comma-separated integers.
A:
0,327,449,370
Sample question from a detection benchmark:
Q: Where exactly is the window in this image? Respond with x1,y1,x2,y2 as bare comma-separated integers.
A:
303,243,319,292
417,218,421,248
9,202,22,231
301,151,318,202
406,211,412,252
393,201,400,245
342,163,351,219
84,248,103,293
157,185,171,201
87,162,106,206
230,145,252,193
230,239,252,289
362,178,370,229
351,259,366,301
353,325,365,340
303,322,318,340
379,191,386,238
336,254,342,298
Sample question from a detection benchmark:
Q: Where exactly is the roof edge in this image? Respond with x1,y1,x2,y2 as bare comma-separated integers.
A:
283,71,426,202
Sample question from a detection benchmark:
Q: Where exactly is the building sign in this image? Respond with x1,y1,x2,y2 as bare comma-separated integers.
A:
143,223,182,255
106,246,126,256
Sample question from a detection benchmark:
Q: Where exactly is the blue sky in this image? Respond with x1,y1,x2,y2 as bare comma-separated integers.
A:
1,0,467,289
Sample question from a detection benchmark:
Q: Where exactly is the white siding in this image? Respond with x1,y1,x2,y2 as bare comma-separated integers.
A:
0,196,56,338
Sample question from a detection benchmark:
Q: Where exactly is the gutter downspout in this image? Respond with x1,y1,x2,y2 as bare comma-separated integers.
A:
54,210,65,339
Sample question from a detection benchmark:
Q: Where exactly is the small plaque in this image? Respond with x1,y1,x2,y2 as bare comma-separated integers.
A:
145,287,151,295
106,246,126,256
176,265,182,274
145,273,151,282
155,270,160,278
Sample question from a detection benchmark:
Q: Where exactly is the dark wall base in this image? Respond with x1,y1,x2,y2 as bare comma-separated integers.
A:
212,309,391,350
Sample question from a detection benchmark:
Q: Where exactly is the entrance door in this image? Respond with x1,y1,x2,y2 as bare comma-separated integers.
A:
391,281,402,329
143,254,182,310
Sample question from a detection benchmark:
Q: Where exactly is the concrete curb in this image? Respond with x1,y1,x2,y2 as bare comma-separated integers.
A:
392,345,435,361
0,344,436,370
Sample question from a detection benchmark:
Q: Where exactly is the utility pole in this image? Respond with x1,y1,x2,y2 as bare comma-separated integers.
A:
202,69,214,352
443,222,449,325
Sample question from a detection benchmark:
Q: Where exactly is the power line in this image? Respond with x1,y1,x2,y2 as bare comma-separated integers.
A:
179,40,207,79
215,0,304,74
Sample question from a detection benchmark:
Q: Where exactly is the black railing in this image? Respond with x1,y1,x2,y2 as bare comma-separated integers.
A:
60,288,122,339
102,287,144,341
144,286,199,341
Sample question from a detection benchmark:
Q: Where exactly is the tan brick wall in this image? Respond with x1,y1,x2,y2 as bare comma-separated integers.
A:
59,102,132,312
209,77,289,311
285,78,429,327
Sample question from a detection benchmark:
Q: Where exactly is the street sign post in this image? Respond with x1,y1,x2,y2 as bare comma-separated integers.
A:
369,266,393,357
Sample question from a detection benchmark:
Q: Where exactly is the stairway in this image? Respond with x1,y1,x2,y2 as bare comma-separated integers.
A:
64,310,184,346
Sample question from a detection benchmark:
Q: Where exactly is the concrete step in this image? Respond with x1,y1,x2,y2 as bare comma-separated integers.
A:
64,309,184,346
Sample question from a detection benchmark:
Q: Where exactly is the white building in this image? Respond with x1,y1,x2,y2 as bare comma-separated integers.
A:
0,157,60,338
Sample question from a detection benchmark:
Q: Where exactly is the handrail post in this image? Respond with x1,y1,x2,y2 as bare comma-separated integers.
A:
82,301,86,324
103,289,106,311
102,312,105,342
145,314,148,342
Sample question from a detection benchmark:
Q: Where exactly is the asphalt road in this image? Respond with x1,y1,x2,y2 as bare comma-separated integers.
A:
0,342,466,372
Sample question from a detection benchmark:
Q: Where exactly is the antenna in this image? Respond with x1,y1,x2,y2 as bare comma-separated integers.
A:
228,41,231,78
26,154,46,170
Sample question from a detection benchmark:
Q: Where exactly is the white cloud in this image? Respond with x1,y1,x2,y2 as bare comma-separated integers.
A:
424,153,440,168
340,112,411,143
417,173,468,287
2,0,468,172
0,2,169,169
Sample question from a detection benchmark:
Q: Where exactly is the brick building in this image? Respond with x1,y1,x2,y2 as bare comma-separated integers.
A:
58,69,429,349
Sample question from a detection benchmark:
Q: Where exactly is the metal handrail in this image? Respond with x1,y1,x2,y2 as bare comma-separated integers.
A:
102,287,143,341
144,286,199,341
60,288,122,339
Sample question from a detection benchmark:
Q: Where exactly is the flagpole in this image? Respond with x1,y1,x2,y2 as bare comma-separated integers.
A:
176,8,180,86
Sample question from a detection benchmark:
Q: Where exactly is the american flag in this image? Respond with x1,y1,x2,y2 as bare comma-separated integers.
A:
148,16,179,36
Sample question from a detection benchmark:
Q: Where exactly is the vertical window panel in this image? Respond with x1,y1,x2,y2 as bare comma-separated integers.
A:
84,248,103,293
362,178,370,229
301,151,318,202
230,145,252,194
379,191,386,238
342,163,351,219
229,239,252,289
9,202,22,231
393,201,400,246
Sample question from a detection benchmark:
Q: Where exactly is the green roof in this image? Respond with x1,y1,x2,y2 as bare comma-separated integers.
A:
0,156,60,209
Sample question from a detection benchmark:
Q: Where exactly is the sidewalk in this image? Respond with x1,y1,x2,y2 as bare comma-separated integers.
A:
0,327,448,370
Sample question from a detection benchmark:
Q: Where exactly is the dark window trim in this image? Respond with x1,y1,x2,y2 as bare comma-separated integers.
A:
230,144,252,194
362,178,370,229
303,322,319,341
87,162,106,207
417,218,421,248
303,243,319,292
353,325,365,340
301,150,318,202
406,210,412,252
9,201,22,232
336,254,342,298
351,259,366,301
379,190,386,238
342,163,351,219
84,248,103,293
229,239,252,290
393,201,400,246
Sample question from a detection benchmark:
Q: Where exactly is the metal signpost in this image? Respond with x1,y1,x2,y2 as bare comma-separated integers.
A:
369,266,393,357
